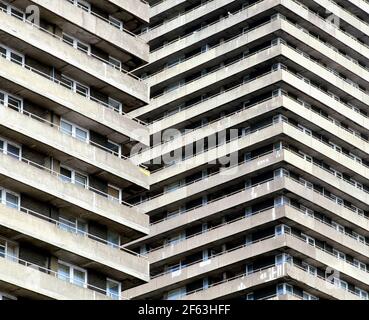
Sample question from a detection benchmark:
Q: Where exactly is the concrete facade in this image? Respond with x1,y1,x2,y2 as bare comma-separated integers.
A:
122,0,369,301
0,0,150,300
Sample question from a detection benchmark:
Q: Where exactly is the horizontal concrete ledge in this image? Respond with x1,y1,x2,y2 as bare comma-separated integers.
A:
0,107,149,190
109,0,150,23
0,152,149,235
0,10,149,105
0,57,149,146
0,203,149,282
31,0,149,63
0,257,111,300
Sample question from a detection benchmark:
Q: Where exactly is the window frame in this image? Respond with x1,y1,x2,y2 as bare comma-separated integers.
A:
60,118,90,143
106,278,121,300
57,260,88,288
60,165,89,189
0,43,25,66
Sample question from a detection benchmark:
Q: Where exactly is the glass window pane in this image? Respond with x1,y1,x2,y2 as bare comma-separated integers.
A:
7,144,20,159
10,52,23,65
10,7,24,20
60,167,72,182
0,46,6,58
61,121,73,135
108,98,122,113
7,96,22,111
58,264,70,282
76,83,89,97
107,280,120,299
73,269,86,287
62,34,74,46
75,173,87,187
77,42,90,54
107,230,120,247
75,128,88,142
6,192,19,209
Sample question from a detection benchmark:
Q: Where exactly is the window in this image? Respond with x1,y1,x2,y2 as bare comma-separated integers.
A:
107,230,120,248
274,196,290,208
333,249,346,261
58,261,87,288
333,278,348,290
352,232,366,244
0,292,16,300
60,166,88,189
0,90,23,111
246,293,254,300
276,283,293,296
302,262,317,276
0,2,25,20
107,185,122,202
0,237,19,262
108,97,123,114
355,287,368,300
59,215,87,236
298,124,312,136
106,140,121,157
332,221,345,234
108,56,122,71
109,16,123,30
60,119,89,142
67,0,91,12
0,137,21,159
303,292,318,300
353,259,367,272
165,233,185,246
62,33,91,54
275,224,291,236
245,263,253,275
107,279,121,300
275,254,292,265
274,168,289,178
0,188,20,210
300,205,314,217
0,44,24,66
61,75,90,97
166,287,186,300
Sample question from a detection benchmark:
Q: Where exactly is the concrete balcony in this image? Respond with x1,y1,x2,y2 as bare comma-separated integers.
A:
0,152,149,237
143,0,241,43
181,263,361,300
279,0,369,67
146,19,280,88
139,147,284,213
0,55,149,146
124,233,368,299
0,9,149,106
128,176,369,250
131,34,282,118
0,203,149,282
30,0,149,63
137,93,369,174
0,106,149,189
147,205,369,268
147,0,278,65
107,0,150,23
141,115,369,188
150,0,187,21
124,234,288,299
0,256,112,300
141,131,369,212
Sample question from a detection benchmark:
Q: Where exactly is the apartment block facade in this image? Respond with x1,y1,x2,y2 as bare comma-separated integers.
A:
0,0,151,300
2,0,369,302
121,0,369,300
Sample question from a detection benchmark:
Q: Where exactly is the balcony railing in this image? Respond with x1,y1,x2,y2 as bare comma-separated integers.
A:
0,147,140,210
0,50,147,128
0,245,127,300
0,200,146,259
